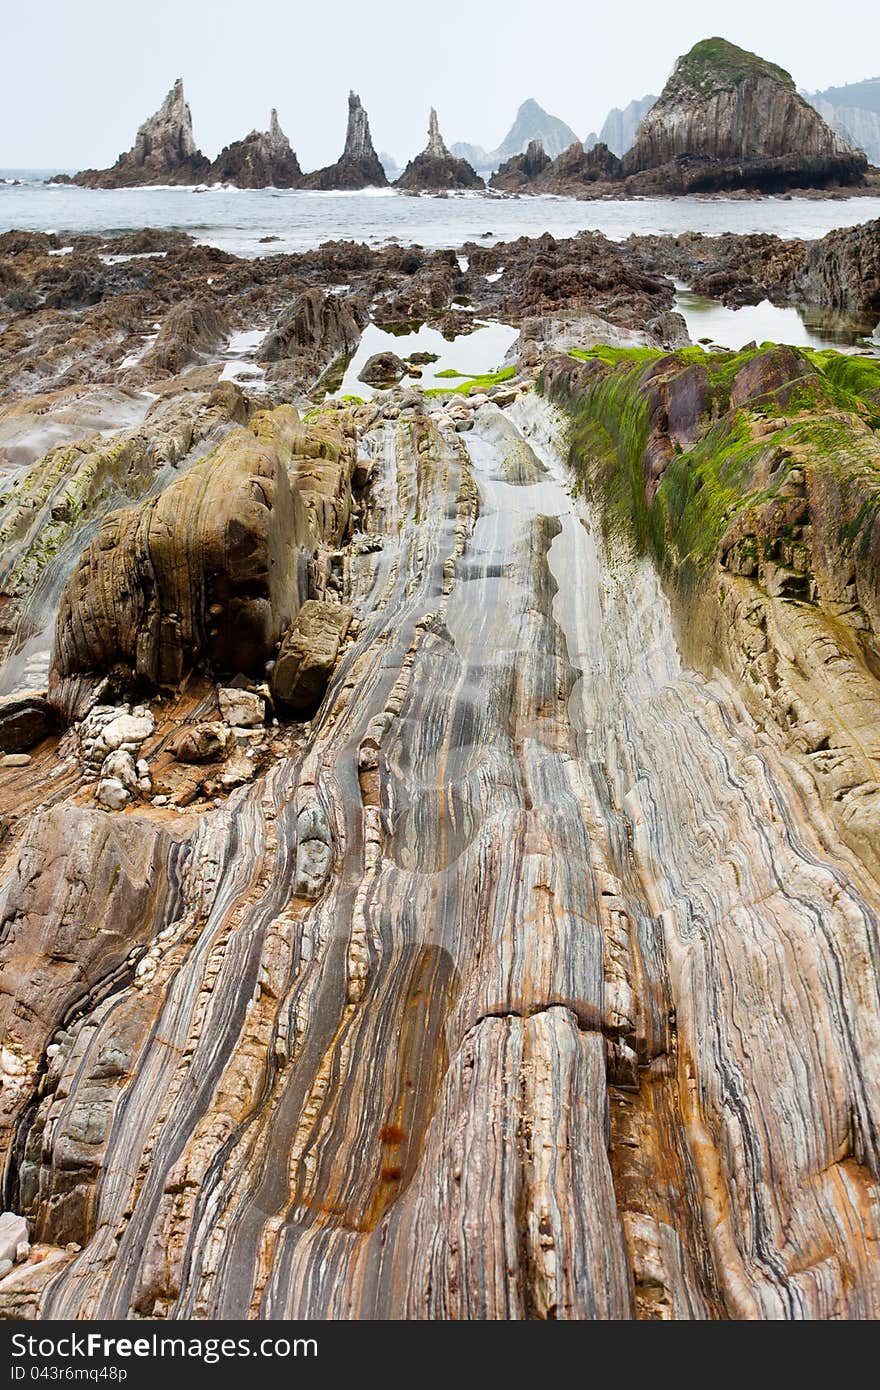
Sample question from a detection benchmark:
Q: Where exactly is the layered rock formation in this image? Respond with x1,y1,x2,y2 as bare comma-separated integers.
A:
2,369,880,1318
623,37,867,192
396,111,484,192
209,110,302,188
300,92,388,190
66,80,211,189
794,218,880,314
257,287,363,390
544,343,880,877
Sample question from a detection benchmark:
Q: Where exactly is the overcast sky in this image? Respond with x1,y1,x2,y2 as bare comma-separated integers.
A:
4,0,879,169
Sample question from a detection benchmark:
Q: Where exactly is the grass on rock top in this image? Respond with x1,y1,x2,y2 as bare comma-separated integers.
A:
666,36,795,99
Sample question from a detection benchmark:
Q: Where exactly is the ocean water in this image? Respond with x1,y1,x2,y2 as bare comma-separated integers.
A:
674,289,880,354
2,173,880,257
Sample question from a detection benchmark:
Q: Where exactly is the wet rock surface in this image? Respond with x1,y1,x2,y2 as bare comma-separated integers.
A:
2,202,880,1319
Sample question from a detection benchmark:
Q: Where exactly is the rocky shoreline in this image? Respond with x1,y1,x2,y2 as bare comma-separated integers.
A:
1,189,880,1317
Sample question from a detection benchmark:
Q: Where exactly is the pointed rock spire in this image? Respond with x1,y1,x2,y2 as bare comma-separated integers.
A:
343,91,379,162
395,107,484,191
70,78,210,187
425,109,449,159
208,109,302,188
301,91,388,189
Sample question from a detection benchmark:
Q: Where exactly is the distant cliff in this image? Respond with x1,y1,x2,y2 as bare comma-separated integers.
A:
450,98,579,173
598,95,657,157
624,37,867,192
66,80,211,188
803,78,880,166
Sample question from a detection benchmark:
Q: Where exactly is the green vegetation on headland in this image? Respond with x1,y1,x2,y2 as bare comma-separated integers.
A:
670,36,794,97
544,343,880,593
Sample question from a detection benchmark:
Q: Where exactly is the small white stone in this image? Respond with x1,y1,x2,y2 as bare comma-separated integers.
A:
100,749,139,791
218,688,265,728
100,713,155,750
96,777,130,811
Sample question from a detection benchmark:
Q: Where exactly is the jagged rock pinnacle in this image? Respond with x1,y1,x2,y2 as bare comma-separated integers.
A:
208,108,302,188
344,91,377,162
300,91,388,188
68,77,210,187
139,79,200,161
395,108,484,190
425,108,449,159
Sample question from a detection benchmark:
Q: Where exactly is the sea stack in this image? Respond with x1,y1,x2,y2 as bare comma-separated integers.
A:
209,110,302,187
300,92,388,189
396,110,484,191
68,79,211,188
623,37,868,192
489,138,551,190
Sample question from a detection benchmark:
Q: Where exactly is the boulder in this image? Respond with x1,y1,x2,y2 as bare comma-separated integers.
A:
0,1215,28,1266
271,601,353,715
168,722,228,764
48,409,313,721
358,352,408,387
217,688,265,728
0,693,60,753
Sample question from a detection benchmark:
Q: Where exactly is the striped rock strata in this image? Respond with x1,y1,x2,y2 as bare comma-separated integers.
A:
0,383,878,1318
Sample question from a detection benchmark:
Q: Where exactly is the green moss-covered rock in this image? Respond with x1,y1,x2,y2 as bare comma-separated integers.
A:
543,341,880,876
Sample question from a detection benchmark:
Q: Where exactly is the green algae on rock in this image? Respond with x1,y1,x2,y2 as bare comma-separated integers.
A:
543,342,880,878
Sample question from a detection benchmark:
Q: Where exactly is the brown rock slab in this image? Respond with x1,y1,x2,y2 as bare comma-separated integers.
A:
0,694,60,753
271,600,352,715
